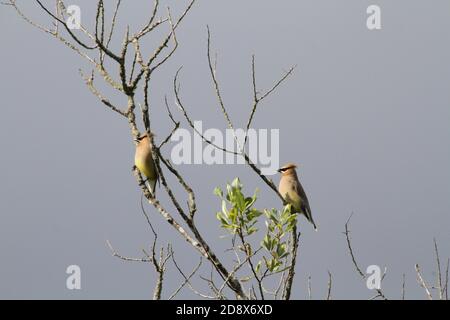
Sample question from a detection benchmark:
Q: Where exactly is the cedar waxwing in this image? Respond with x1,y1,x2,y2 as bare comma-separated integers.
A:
278,163,317,230
134,133,158,195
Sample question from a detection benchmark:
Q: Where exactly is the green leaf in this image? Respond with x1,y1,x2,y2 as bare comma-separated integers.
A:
266,259,273,271
276,243,286,258
221,200,228,217
216,212,229,226
248,208,263,221
231,177,242,190
271,237,279,251
226,183,232,199
255,261,262,273
267,258,281,272
235,190,245,212
213,187,223,198
228,207,238,224
244,197,254,209
247,226,258,235
223,224,238,232
279,252,289,259
269,211,279,224
283,204,292,215
262,234,271,251
272,260,282,272
245,189,259,209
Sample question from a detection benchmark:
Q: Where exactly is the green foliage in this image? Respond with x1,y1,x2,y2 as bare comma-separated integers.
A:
214,178,297,274
261,205,297,272
214,178,262,236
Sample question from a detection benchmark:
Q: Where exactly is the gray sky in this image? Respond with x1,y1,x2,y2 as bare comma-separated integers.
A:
0,0,449,299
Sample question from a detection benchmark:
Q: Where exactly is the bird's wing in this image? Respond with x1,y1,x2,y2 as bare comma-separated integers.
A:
147,179,157,195
156,166,160,188
294,179,317,230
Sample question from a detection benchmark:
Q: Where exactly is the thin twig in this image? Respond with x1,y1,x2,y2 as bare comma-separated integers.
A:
344,214,387,300
237,232,264,300
245,55,295,145
173,69,239,156
434,238,443,299
171,251,216,299
106,240,151,262
206,26,235,135
307,275,312,300
274,262,287,299
79,69,127,117
159,96,180,149
402,273,406,300
105,0,121,49
217,247,262,298
283,226,300,300
35,0,97,50
169,257,203,300
326,271,332,300
444,258,449,300
344,213,365,277
415,264,433,300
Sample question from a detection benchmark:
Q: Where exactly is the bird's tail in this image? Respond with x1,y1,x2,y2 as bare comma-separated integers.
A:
304,208,318,231
146,179,157,196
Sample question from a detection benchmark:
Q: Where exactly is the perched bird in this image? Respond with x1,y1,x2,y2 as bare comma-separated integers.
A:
134,133,158,195
278,163,317,230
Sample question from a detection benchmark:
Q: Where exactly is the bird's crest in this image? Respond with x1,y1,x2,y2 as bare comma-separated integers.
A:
280,162,297,170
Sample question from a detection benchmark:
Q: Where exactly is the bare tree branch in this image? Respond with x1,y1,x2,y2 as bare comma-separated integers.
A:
217,247,262,299
445,258,449,300
106,240,152,262
105,0,121,50
34,0,97,50
245,55,295,145
282,226,300,300
171,251,216,299
206,26,236,136
169,258,203,300
326,271,332,300
344,213,365,278
79,69,127,117
307,275,312,300
415,263,433,300
146,245,172,300
433,238,443,299
344,214,387,300
402,273,406,300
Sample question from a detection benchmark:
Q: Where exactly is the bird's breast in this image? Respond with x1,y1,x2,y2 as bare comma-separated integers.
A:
135,150,157,180
279,177,302,212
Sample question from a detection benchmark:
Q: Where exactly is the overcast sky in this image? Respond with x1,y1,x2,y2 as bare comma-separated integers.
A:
1,0,449,299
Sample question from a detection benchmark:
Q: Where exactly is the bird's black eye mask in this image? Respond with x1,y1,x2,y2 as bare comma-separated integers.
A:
278,166,297,172
134,135,146,143
137,135,147,141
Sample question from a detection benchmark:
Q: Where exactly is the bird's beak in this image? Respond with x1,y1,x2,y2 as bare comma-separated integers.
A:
277,168,282,173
